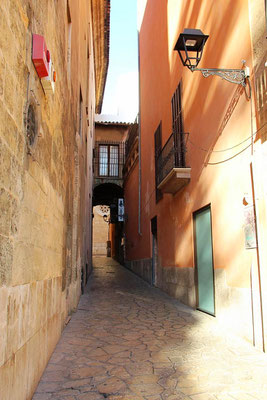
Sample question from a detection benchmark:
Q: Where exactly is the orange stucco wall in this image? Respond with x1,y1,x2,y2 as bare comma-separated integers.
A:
125,0,267,348
95,124,129,142
124,162,141,260
126,0,267,285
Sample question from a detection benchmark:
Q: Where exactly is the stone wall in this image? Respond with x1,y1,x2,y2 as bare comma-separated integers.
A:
160,266,196,308
0,0,98,398
125,258,152,284
214,268,253,342
125,258,195,305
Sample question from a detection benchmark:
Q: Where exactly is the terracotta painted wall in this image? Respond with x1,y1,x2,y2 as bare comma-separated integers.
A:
125,0,267,346
137,0,253,266
95,123,129,142
124,162,141,260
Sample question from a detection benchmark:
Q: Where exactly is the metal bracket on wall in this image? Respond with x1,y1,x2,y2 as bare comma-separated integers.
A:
192,66,250,87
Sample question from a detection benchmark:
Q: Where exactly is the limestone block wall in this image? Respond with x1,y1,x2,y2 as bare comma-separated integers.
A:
0,0,97,398
160,266,196,309
126,258,152,284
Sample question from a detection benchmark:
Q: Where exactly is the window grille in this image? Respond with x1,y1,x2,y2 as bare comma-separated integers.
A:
172,82,185,167
155,82,187,187
94,141,124,179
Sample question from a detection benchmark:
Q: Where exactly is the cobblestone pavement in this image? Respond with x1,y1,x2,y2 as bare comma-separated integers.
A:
33,257,267,400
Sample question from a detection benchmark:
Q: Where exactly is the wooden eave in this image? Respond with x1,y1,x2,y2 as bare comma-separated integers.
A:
91,0,110,114
95,121,132,127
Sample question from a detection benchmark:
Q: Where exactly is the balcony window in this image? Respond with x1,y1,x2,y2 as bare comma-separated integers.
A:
172,81,185,167
155,82,191,194
99,144,119,177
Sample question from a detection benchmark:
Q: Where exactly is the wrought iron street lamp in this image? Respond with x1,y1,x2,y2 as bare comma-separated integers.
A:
174,29,249,86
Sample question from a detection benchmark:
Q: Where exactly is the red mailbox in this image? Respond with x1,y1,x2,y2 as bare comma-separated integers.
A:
32,34,50,78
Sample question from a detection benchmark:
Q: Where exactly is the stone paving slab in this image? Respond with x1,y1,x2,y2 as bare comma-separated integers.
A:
33,257,267,400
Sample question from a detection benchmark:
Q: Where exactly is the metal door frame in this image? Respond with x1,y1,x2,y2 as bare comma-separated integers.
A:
193,204,216,317
151,216,157,286
152,234,156,285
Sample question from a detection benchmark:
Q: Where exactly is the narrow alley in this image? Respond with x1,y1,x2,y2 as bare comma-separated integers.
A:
1,1,267,399
33,257,267,400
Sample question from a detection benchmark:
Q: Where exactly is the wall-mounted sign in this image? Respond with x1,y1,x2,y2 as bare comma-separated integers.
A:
118,198,124,221
32,34,50,78
32,34,56,95
244,204,257,249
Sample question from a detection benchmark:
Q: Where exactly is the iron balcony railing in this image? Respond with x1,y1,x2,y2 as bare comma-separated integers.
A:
156,131,187,186
94,141,125,180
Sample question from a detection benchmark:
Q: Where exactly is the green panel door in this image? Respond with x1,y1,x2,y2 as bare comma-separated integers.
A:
194,207,215,315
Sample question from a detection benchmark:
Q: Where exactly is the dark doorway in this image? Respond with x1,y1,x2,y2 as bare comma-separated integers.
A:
93,183,124,264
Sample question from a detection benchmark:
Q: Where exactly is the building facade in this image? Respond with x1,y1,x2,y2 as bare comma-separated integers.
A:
0,0,109,398
93,120,131,262
125,0,267,349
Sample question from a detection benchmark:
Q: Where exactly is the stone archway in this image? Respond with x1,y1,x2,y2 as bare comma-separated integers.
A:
93,183,124,263
93,182,123,207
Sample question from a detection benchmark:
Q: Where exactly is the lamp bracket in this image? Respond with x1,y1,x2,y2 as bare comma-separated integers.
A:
192,67,249,86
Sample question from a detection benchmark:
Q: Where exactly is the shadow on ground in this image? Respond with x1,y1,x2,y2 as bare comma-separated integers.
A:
33,257,267,400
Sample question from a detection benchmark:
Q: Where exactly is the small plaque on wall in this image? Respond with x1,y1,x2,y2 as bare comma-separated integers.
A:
118,198,124,222
244,205,257,249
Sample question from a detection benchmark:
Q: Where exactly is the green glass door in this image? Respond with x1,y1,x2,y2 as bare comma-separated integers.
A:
194,206,215,315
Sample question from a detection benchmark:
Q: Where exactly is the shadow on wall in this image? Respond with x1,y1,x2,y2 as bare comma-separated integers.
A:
135,0,257,344
169,0,252,285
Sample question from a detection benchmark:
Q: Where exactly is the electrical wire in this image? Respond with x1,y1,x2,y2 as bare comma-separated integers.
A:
206,143,252,165
187,76,265,156
139,124,264,205
206,77,261,164
135,78,261,206
188,121,266,153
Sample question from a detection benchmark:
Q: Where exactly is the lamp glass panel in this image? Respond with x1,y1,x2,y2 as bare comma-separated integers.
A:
185,39,197,47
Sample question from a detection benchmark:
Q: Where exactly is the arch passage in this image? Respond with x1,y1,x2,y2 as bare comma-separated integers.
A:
93,183,123,207
92,183,124,264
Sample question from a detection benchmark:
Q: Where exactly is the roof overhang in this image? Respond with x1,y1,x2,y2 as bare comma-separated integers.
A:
91,0,110,114
95,121,132,127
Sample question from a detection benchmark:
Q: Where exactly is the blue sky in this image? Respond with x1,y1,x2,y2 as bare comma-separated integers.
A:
101,0,139,122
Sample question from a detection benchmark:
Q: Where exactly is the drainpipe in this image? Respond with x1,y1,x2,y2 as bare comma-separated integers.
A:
248,74,265,352
250,161,265,352
138,31,142,235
